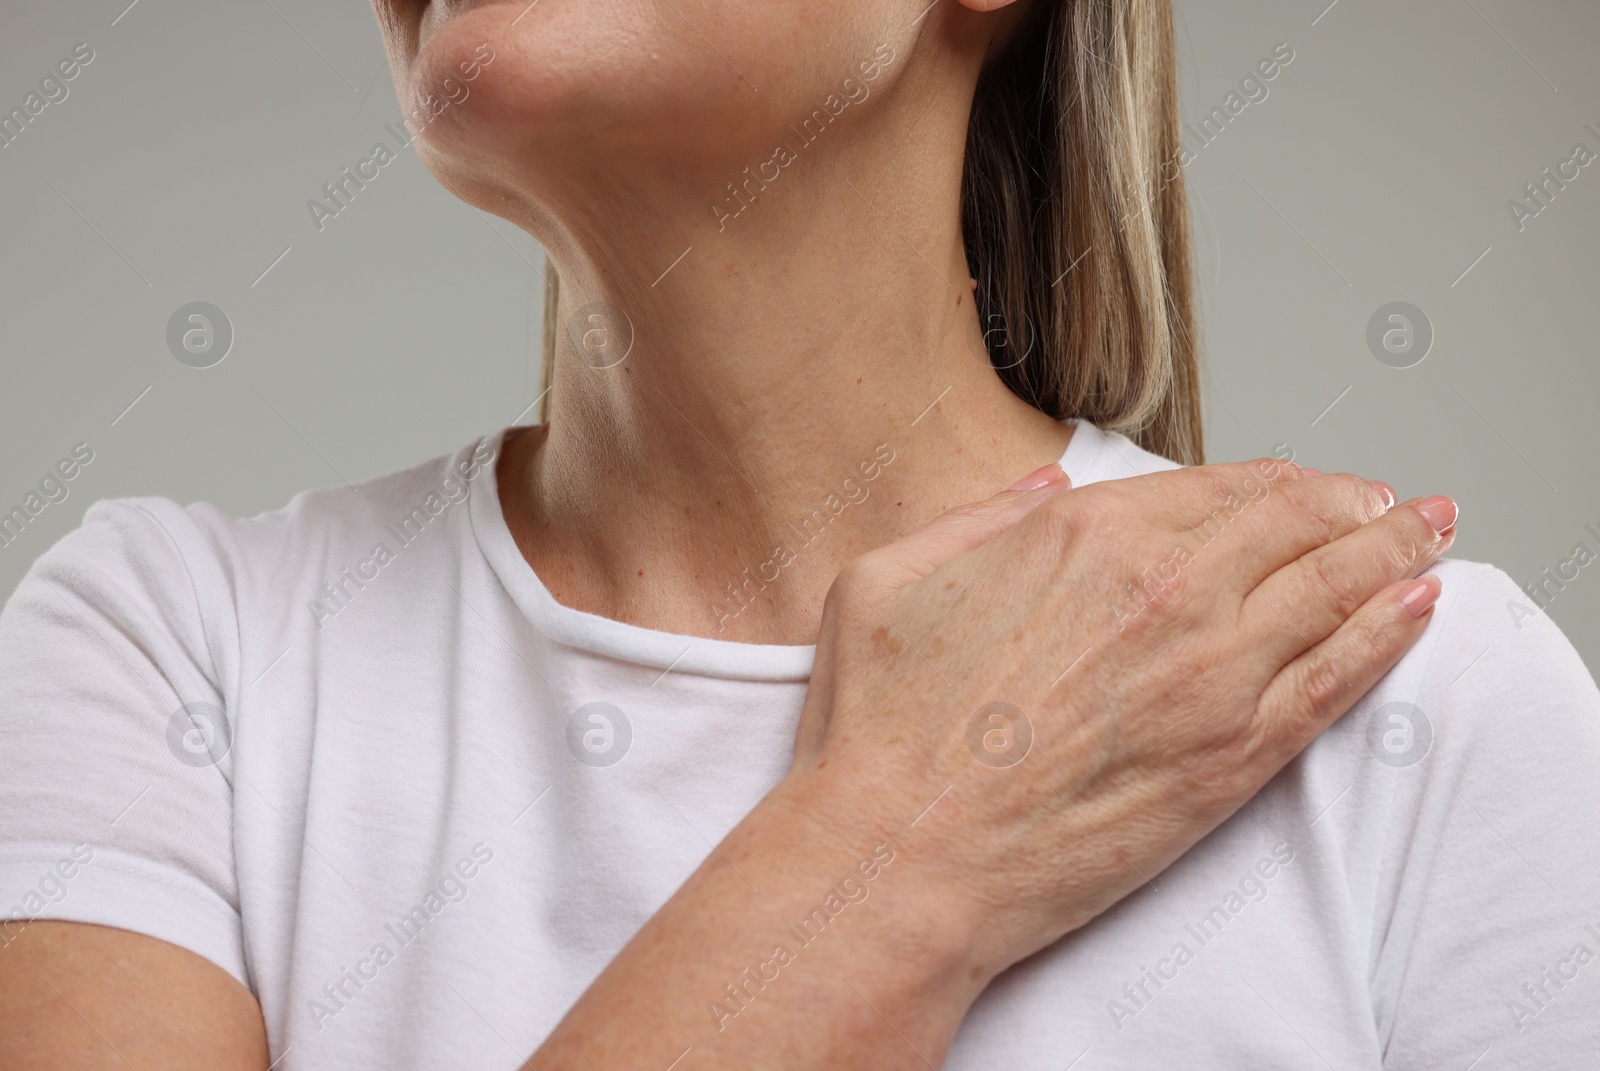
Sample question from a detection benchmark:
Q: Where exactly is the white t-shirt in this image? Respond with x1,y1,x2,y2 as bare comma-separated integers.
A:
3,419,1598,1070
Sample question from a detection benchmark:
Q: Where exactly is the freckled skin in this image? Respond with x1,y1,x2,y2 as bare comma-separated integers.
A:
870,625,905,655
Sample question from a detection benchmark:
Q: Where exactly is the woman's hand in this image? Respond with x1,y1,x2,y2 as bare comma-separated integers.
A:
789,457,1455,983
525,457,1456,1071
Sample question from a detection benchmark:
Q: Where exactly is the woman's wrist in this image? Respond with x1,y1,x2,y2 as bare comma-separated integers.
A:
528,767,992,1070
762,757,1002,1003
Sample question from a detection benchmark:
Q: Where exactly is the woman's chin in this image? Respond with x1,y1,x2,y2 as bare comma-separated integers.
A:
406,7,575,155
407,3,777,169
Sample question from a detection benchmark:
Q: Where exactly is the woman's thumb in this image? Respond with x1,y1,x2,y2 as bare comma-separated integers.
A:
868,462,1071,589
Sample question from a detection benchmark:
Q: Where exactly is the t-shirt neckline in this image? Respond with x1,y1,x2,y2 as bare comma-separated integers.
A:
469,418,1100,682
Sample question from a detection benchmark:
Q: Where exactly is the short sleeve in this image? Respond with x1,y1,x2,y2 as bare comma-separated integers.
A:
0,497,249,988
1373,561,1600,1068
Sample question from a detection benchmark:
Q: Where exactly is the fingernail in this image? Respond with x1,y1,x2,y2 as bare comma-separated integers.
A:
1369,480,1397,509
1299,467,1323,477
1009,462,1066,491
1399,576,1441,618
1417,495,1458,533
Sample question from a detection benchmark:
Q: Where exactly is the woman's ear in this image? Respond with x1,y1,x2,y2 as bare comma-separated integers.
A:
952,0,1034,61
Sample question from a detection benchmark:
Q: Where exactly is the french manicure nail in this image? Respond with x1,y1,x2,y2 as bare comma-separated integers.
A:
1399,577,1441,618
1370,480,1397,509
1009,462,1065,491
1417,495,1458,533
1299,467,1323,477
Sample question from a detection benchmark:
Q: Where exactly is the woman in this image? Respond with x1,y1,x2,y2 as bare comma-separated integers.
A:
2,0,1597,1068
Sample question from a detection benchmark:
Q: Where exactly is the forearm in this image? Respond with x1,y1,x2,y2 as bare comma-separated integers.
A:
523,770,986,1071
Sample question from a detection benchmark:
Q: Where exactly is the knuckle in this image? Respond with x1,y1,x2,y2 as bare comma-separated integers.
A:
1326,472,1385,524
1112,544,1201,631
1391,508,1442,569
1306,552,1364,618
1358,508,1438,582
1187,465,1242,502
1033,488,1095,545
1279,482,1343,543
1238,456,1297,488
1298,652,1348,720
1350,591,1413,658
1258,455,1302,484
1218,745,1268,801
1149,556,1199,614
1342,473,1388,521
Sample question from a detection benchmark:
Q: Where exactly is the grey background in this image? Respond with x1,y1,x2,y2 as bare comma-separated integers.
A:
1,1,1596,669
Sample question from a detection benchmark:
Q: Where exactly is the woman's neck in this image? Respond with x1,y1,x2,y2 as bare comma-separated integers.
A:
495,32,1074,645
500,272,1073,645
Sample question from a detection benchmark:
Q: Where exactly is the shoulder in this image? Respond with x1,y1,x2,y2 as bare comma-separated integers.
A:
1311,556,1600,928
193,432,504,578
1064,421,1597,710
15,432,504,585
1061,420,1600,760
1348,555,1599,741
1,432,506,693
1381,555,1599,765
1333,558,1600,1058
1412,556,1595,697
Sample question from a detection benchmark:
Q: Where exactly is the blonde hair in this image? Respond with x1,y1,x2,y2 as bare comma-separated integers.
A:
542,0,1202,464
